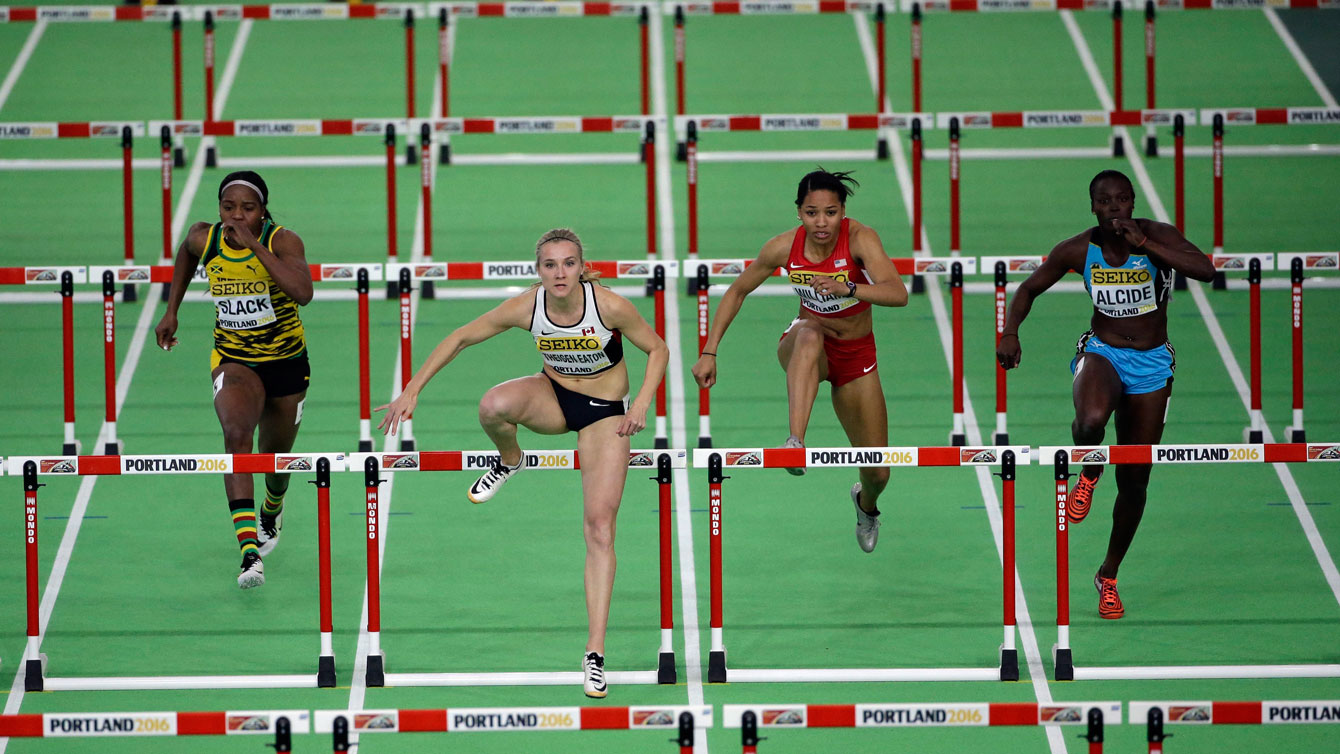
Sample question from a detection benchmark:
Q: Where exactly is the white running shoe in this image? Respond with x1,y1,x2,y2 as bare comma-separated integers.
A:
583,651,608,698
257,510,282,557
852,483,880,553
238,551,265,589
468,457,523,504
783,435,806,476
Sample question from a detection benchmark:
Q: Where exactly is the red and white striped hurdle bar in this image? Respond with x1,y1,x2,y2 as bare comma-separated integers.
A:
725,701,1117,752
1134,700,1340,753
0,710,308,739
313,704,709,733
696,446,1026,684
904,0,1337,11
1044,443,1340,682
11,455,343,692
354,450,685,688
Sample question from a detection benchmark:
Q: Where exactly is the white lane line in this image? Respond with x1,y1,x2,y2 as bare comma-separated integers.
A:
1264,8,1338,108
854,16,1066,754
0,19,45,114
1061,6,1340,616
0,30,235,752
650,1,708,745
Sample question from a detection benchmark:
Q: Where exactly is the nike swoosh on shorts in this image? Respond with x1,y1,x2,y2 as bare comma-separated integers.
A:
863,364,876,373
589,400,609,407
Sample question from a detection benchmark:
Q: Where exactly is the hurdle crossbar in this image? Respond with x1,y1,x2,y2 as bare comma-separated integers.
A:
354,450,685,688
0,710,308,739
1044,444,1340,682
313,704,711,735
696,446,1027,683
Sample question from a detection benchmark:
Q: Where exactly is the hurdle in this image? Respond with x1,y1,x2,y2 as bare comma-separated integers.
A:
978,255,1044,445
696,446,1028,683
1132,700,1340,753
352,449,685,688
723,701,1118,752
1044,443,1340,682
0,266,87,455
1199,253,1276,442
0,709,307,746
1278,252,1338,443
8,452,345,691
388,258,677,448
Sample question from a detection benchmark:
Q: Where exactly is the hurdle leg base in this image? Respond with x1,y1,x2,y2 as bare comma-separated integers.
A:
421,280,436,300
1053,646,1073,681
1174,270,1187,291
205,144,218,169
399,438,416,452
1288,427,1306,443
62,440,81,456
122,283,138,303
644,278,657,298
1144,133,1158,158
438,142,451,165
911,275,925,294
359,439,373,452
655,436,668,450
1244,428,1263,444
173,146,186,169
876,136,889,161
365,654,385,688
318,655,337,688
676,141,687,162
999,648,1019,682
160,283,170,302
993,431,1009,445
405,143,418,166
949,432,966,447
658,652,677,684
685,277,700,295
1110,131,1126,158
104,440,123,456
386,280,400,299
698,435,712,449
24,656,45,692
1212,271,1227,290
708,651,727,683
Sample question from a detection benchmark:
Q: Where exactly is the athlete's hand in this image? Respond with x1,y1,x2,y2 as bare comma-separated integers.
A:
691,354,717,389
154,313,179,351
809,275,849,298
223,220,260,251
375,391,417,436
1109,218,1146,248
616,400,648,438
997,334,1021,370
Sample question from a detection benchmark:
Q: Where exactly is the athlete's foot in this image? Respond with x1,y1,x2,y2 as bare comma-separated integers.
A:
783,435,806,476
582,651,608,698
851,483,880,553
1094,571,1124,619
238,551,264,589
468,456,523,504
1066,469,1103,524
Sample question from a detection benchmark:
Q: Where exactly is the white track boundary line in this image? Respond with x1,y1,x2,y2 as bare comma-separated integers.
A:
854,16,1065,754
650,4,708,749
0,19,44,114
1061,6,1340,619
0,35,233,754
1264,8,1339,108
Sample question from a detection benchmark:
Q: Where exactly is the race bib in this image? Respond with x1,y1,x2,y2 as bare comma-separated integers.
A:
215,290,276,330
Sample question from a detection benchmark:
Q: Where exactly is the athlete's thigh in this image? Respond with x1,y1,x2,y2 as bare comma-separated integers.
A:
212,363,266,433
485,374,569,435
258,390,306,453
831,374,888,447
1115,385,1171,445
576,418,631,517
1072,352,1123,420
777,320,828,381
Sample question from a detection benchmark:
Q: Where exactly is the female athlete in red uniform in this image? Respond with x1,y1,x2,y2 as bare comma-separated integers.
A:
377,228,668,698
692,169,908,553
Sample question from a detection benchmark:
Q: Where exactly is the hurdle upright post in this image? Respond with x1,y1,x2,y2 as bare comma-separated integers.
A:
741,710,761,754
397,266,416,451
23,461,45,692
1287,257,1306,442
385,123,400,298
1147,707,1167,754
993,261,1008,444
949,117,960,256
696,264,712,448
645,119,658,262
121,126,137,303
171,11,185,167
101,270,122,455
61,271,78,455
998,449,1019,681
707,452,727,683
364,457,385,687
911,118,923,255
640,6,650,117
656,453,677,683
674,6,686,161
654,264,668,449
405,8,418,165
357,268,373,452
1052,450,1073,681
1212,113,1225,260
911,2,922,113
203,10,218,168
1172,114,1186,290
438,8,450,118
1143,0,1157,156
875,2,888,159
950,261,965,446
1110,2,1125,158
686,120,700,293
1246,257,1263,443
419,123,436,300
313,457,337,687
159,126,173,265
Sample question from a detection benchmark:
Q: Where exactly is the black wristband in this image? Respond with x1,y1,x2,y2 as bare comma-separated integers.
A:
700,351,717,357
845,280,857,297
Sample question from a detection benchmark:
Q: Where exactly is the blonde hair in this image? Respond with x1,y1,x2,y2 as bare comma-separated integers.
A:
533,227,601,285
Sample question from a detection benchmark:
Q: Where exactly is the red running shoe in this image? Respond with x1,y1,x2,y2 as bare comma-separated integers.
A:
1095,573,1124,620
1066,470,1103,524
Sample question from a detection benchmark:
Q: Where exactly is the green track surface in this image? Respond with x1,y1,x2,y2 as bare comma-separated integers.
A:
1,4,1338,753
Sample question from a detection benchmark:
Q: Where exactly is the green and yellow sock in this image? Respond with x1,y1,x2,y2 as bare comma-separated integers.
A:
261,481,286,518
229,498,259,557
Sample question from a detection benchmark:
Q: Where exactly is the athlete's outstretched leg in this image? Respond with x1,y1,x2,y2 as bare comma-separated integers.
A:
1100,385,1170,579
777,320,828,443
575,418,630,655
1071,352,1122,479
832,373,890,513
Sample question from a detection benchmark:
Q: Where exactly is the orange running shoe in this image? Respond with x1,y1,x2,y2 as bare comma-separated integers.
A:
1094,573,1124,620
1066,470,1103,524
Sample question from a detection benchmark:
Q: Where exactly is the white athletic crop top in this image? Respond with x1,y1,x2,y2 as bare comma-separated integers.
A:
530,281,624,377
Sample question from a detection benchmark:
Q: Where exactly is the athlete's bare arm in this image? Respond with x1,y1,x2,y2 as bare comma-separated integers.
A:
248,227,314,306
154,222,212,351
1116,219,1215,282
997,233,1087,370
841,222,908,307
691,233,791,389
596,287,670,437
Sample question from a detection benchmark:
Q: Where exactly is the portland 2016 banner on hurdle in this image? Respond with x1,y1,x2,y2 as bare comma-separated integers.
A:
694,445,1028,683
